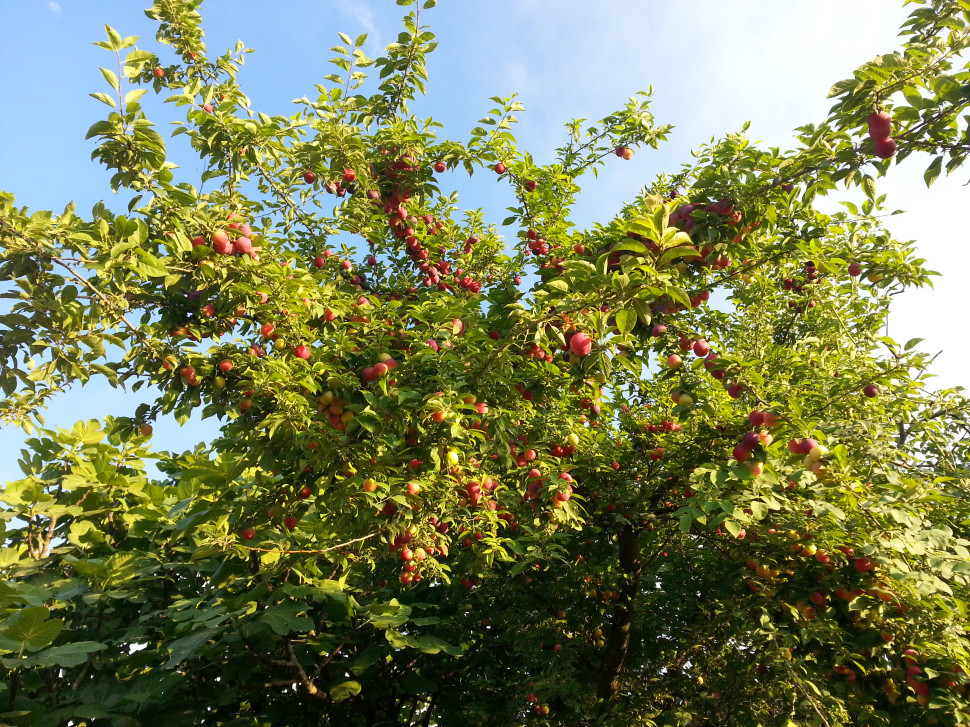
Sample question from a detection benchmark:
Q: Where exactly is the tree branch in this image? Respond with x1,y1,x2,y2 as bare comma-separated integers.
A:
284,639,328,701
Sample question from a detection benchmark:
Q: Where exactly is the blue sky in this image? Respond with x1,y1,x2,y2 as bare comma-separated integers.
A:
2,0,966,484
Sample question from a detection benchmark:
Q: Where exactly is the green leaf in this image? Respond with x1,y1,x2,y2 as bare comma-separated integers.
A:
924,156,942,188
89,92,117,108
348,646,382,676
135,254,168,278
86,119,118,140
609,241,647,256
124,49,155,65
104,24,123,50
21,641,106,668
0,712,34,725
400,671,437,695
660,228,693,248
631,298,652,327
748,500,767,520
2,607,62,652
827,78,856,98
109,240,137,259
861,174,876,201
904,337,924,351
368,601,412,629
99,67,119,91
665,285,691,309
131,219,150,245
615,308,636,335
164,628,218,669
385,629,463,656
656,245,699,269
71,420,104,445
627,216,659,241
330,680,362,702
124,89,148,105
68,520,103,548
679,513,693,533
615,351,642,377
261,602,313,635
355,409,381,434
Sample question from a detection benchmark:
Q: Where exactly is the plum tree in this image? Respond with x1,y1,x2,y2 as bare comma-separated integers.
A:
0,1,969,726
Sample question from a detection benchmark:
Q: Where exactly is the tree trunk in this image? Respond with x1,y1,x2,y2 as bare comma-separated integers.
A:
598,523,643,699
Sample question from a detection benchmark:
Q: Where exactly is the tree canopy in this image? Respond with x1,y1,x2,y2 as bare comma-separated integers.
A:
1,1,969,725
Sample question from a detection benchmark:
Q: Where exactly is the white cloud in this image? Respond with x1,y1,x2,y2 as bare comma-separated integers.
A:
333,0,381,53
46,1,61,16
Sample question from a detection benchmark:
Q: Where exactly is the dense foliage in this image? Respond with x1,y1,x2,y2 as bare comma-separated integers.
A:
1,1,969,724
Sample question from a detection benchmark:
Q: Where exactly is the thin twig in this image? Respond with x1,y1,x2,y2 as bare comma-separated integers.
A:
784,660,832,727
50,256,145,340
252,158,324,238
70,659,93,692
312,628,357,678
240,531,378,555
